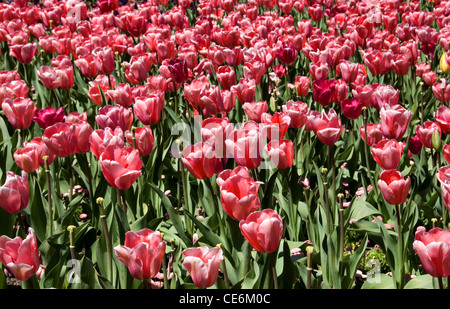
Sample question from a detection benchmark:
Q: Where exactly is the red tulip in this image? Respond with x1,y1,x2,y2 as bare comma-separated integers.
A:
2,98,36,129
182,246,223,289
133,90,165,125
413,227,450,277
309,108,345,146
125,126,155,157
416,121,442,149
100,144,143,191
0,171,29,214
216,166,250,188
14,144,39,173
380,104,413,140
391,54,410,76
0,80,29,103
182,142,223,179
42,122,77,158
239,208,283,253
0,228,40,281
93,47,115,75
294,76,310,97
377,169,411,205
72,121,94,154
184,77,209,110
409,135,423,155
276,42,297,66
96,104,134,131
231,78,256,104
312,78,336,107
74,55,98,78
220,173,262,221
265,139,294,169
33,106,65,129
260,112,291,140
114,228,166,280
341,98,363,120
201,117,234,159
371,139,403,170
167,57,189,84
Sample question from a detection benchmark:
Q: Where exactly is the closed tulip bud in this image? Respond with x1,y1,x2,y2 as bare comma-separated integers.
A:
14,145,39,173
377,169,410,205
133,90,165,125
243,101,268,123
440,52,450,74
0,171,29,214
413,227,450,277
125,126,154,157
100,144,143,191
182,246,223,289
433,129,442,151
96,104,134,131
239,209,283,253
114,229,166,280
216,66,236,90
0,228,40,281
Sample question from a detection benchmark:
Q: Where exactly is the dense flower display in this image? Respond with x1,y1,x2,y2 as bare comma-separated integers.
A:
0,0,450,292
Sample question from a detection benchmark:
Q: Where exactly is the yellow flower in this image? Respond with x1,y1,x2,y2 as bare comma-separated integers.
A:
440,52,450,74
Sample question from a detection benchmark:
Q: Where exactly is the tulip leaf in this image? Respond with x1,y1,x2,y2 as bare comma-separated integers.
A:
261,170,278,209
148,182,191,247
403,274,434,289
361,273,396,289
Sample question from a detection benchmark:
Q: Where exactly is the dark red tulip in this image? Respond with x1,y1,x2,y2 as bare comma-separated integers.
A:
33,107,65,129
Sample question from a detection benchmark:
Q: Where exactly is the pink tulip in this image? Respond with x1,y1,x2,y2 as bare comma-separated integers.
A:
282,100,309,128
216,166,250,188
413,227,450,277
125,126,155,157
380,104,413,140
0,171,29,214
182,246,223,289
107,83,134,107
437,165,450,212
309,108,345,146
96,104,134,131
2,98,36,129
225,124,264,169
416,121,441,149
260,112,291,140
377,169,411,205
435,105,450,134
182,142,223,179
216,66,236,90
242,101,268,123
0,228,40,281
239,208,283,253
265,139,294,169
90,127,125,159
133,90,165,125
220,173,262,221
9,42,37,64
100,144,143,191
14,144,39,173
114,229,166,280
37,66,62,89
42,122,77,158
371,139,403,170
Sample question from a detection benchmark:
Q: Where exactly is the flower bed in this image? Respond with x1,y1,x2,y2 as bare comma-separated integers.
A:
0,0,449,290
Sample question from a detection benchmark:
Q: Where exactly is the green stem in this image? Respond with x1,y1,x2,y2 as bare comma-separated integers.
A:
438,276,444,289
205,177,224,236
97,198,113,283
68,155,73,202
161,252,169,289
270,251,278,289
44,156,53,236
396,203,404,289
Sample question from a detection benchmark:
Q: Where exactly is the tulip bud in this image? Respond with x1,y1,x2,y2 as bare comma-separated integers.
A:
432,129,442,151
440,52,450,74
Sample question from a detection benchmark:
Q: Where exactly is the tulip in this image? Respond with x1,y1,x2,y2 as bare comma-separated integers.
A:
216,166,251,188
167,57,188,84
107,83,134,107
276,42,297,66
413,227,450,278
294,76,310,97
0,80,29,103
377,169,411,205
435,105,450,134
125,126,155,157
14,145,39,173
100,144,143,191
312,78,336,107
231,78,256,104
360,123,385,146
0,228,40,281
114,229,166,280
309,108,345,146
201,117,234,160
371,139,403,170
9,42,37,64
37,66,62,89
74,55,98,78
220,173,262,221
93,47,115,75
182,246,223,289
260,112,291,140
184,77,209,110
216,66,236,90
380,104,413,140
96,104,134,131
239,208,283,253
282,100,309,128
72,121,94,154
33,106,65,129
89,127,125,159
242,101,269,123
341,98,363,120
0,171,29,214
265,139,294,169
416,121,442,149
437,166,450,212
181,142,223,180
26,137,55,167
42,122,77,158
133,90,165,126
225,124,264,169
2,98,36,130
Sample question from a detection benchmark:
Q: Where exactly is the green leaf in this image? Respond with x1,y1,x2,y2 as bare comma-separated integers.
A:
403,274,434,289
361,273,396,289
